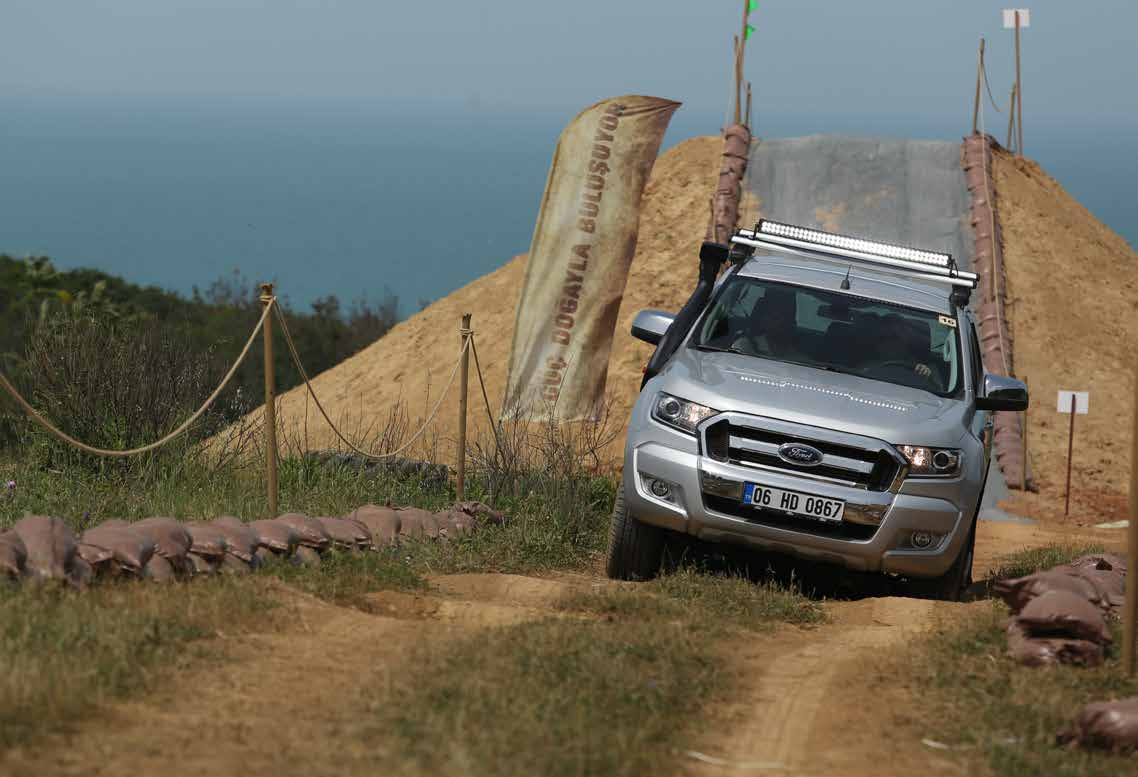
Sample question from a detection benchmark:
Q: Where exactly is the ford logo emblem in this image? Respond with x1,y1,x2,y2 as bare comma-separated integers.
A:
777,443,824,467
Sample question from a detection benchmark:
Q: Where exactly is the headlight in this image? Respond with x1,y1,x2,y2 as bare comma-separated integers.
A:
651,393,717,435
897,445,962,477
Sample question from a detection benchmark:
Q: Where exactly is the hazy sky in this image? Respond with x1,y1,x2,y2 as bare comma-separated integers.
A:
3,0,1135,126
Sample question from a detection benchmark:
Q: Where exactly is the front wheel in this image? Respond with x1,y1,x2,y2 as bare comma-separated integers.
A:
908,520,976,601
606,484,665,581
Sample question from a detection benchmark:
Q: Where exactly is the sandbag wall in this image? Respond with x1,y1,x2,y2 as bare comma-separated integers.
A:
961,133,1032,490
0,502,504,588
708,124,752,244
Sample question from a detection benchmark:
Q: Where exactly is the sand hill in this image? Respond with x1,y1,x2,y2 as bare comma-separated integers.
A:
993,147,1138,521
264,136,728,466
255,135,1137,522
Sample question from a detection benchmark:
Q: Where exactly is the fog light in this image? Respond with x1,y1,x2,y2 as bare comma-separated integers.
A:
649,479,671,499
911,531,936,549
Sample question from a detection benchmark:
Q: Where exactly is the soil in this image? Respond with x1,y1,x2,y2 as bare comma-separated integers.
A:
2,520,1121,777
993,147,1138,523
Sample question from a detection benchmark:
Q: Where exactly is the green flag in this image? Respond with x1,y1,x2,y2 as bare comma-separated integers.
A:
745,23,756,40
748,0,758,12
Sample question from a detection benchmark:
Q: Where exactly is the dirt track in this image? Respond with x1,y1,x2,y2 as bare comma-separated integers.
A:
1,520,1122,777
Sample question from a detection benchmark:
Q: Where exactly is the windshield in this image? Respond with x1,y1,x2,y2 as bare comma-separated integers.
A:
691,277,962,397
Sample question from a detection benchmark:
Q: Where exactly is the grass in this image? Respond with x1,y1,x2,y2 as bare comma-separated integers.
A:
0,575,278,748
351,567,822,777
987,543,1108,582
904,543,1138,777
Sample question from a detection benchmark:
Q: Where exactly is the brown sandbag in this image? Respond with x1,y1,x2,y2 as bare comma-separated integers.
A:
219,553,253,575
253,546,281,566
133,517,192,574
994,569,1113,615
69,557,94,589
212,517,259,562
349,505,401,547
397,508,441,539
292,545,322,567
0,530,28,579
275,513,332,551
184,522,228,560
80,524,156,575
1066,560,1127,610
186,551,220,576
319,517,372,550
143,554,178,583
1017,589,1112,645
434,510,474,537
1068,553,1127,574
13,515,77,582
1006,621,1104,667
1059,697,1138,752
248,519,299,554
76,542,114,570
454,500,506,526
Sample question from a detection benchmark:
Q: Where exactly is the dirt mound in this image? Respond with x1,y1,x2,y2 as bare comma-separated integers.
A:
261,136,723,466
994,148,1138,522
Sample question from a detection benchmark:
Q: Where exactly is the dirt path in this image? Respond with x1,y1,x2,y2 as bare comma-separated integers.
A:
2,520,1120,777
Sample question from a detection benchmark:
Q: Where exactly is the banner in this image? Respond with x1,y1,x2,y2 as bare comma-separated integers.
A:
503,94,680,420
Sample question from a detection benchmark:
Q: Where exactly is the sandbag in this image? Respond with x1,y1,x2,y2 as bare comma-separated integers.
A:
143,554,178,583
349,505,401,547
248,519,299,554
70,557,94,589
186,551,220,576
76,542,114,570
1005,621,1104,667
1017,589,1112,645
0,531,28,579
994,569,1113,615
318,517,372,550
275,513,332,551
292,545,322,567
212,517,259,562
13,515,77,582
253,546,281,566
454,500,507,526
1059,697,1138,752
434,510,474,537
184,522,229,560
80,524,156,576
133,517,192,574
219,553,253,575
397,508,441,539
1068,553,1127,574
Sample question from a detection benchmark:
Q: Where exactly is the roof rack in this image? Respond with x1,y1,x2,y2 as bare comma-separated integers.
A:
730,219,978,290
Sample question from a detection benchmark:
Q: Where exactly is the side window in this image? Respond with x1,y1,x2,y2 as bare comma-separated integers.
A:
968,321,984,394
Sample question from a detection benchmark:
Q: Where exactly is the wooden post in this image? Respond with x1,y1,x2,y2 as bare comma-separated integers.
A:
745,82,753,131
733,35,742,126
260,283,278,517
1015,10,1024,156
1064,393,1076,516
1006,83,1017,150
456,313,472,501
1125,353,1138,675
1021,376,1028,491
972,38,985,135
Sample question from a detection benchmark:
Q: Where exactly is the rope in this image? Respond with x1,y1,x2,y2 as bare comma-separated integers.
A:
274,303,467,461
468,335,504,458
0,299,274,457
980,59,1004,113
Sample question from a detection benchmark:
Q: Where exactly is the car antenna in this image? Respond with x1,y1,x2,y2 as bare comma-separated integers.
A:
840,265,852,290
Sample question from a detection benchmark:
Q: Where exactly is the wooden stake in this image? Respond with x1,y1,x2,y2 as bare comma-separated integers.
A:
972,38,985,136
1021,376,1028,491
1125,342,1138,675
260,283,278,517
456,313,472,501
1065,393,1076,516
1015,10,1024,156
1006,83,1017,150
745,81,753,131
733,35,742,126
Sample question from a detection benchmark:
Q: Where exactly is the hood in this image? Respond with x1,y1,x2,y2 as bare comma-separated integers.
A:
658,348,970,447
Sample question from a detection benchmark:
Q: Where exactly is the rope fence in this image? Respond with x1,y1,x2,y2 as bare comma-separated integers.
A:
0,282,502,511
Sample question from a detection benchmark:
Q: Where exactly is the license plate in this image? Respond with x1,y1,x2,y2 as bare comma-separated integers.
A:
743,483,845,523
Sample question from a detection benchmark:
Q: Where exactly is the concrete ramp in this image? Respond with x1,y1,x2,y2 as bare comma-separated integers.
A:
746,136,973,271
746,135,1020,521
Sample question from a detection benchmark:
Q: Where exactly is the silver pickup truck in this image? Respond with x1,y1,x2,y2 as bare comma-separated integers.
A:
608,220,1028,600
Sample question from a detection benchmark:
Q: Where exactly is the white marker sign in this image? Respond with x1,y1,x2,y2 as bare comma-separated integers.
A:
1003,8,1031,28
1057,390,1089,415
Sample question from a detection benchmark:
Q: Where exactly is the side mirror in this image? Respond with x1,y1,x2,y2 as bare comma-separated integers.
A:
976,374,1029,412
631,309,675,346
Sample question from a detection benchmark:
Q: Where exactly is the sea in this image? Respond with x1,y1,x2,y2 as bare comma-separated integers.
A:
2,94,1134,316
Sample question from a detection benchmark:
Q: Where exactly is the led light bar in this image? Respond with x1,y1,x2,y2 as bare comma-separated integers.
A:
732,218,977,289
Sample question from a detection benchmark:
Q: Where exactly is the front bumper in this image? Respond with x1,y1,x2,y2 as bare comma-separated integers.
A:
625,441,973,578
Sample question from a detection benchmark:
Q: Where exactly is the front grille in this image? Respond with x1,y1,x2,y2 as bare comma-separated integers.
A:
703,495,878,541
704,417,900,491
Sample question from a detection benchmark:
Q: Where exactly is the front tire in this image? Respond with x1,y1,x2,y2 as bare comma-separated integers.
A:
606,484,665,581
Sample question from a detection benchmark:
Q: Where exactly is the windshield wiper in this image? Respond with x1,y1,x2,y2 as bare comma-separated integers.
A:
690,343,747,355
